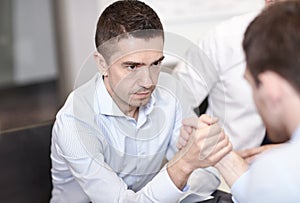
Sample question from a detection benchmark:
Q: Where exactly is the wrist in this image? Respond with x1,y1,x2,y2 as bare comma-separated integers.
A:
214,151,249,187
214,152,232,170
167,152,194,190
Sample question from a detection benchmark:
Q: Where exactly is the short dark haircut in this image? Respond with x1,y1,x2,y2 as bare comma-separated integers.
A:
95,0,164,53
243,0,300,93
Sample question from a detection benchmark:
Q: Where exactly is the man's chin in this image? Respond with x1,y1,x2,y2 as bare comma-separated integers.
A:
129,97,151,107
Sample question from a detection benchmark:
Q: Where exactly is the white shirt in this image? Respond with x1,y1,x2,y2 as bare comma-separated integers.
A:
173,12,265,150
231,126,300,203
50,72,219,203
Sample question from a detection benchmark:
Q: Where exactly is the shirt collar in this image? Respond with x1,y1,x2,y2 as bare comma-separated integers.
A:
94,73,156,118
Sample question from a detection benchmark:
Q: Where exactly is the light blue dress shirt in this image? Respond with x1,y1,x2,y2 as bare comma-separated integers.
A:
50,72,219,203
231,126,300,203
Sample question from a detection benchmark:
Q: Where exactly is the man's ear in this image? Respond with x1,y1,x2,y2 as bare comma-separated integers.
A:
258,71,283,105
94,51,108,76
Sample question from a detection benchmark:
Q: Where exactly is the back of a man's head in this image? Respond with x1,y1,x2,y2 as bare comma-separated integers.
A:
243,0,300,93
95,0,163,55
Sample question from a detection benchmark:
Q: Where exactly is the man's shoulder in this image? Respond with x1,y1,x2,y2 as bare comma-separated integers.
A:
215,11,259,36
235,143,300,202
250,143,300,174
56,74,99,119
199,11,260,48
195,11,260,70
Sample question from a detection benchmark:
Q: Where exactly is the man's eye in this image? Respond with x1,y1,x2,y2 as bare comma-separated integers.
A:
152,61,162,67
127,65,137,70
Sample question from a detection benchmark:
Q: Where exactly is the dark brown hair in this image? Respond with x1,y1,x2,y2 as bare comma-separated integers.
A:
243,0,300,92
95,0,163,52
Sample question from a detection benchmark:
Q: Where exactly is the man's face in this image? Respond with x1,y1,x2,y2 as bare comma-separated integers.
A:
244,68,288,143
103,37,164,111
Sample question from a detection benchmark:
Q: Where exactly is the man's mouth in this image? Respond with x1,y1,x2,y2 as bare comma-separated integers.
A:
135,91,150,95
132,90,151,99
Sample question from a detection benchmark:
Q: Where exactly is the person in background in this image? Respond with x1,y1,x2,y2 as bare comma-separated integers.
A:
181,1,300,202
174,0,285,161
50,1,231,202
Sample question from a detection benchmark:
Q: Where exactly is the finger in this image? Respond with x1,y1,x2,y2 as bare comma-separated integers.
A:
206,137,232,162
237,149,252,159
200,141,232,166
237,147,264,159
184,123,224,157
203,123,222,140
245,155,256,164
177,136,188,148
199,114,219,125
239,144,280,159
212,134,231,153
182,117,200,129
198,129,225,155
178,126,191,149
200,131,230,159
190,124,223,153
183,116,216,129
183,125,193,134
211,142,233,164
191,126,228,162
176,142,182,150
180,127,193,140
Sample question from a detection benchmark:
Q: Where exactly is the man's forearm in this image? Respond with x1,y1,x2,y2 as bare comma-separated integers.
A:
167,151,194,190
214,151,249,187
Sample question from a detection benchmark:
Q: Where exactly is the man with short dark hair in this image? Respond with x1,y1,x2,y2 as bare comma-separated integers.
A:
174,0,286,159
181,1,300,202
50,1,231,202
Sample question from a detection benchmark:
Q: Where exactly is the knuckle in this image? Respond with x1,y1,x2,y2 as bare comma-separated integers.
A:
199,114,207,120
220,131,226,140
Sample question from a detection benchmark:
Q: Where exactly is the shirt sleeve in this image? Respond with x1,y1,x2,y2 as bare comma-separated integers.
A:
52,115,186,203
164,91,221,202
230,148,297,203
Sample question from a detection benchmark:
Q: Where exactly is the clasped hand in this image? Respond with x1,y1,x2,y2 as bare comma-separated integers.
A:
176,114,232,170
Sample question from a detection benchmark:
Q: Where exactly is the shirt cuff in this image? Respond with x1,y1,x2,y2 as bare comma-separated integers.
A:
148,166,187,202
230,170,249,203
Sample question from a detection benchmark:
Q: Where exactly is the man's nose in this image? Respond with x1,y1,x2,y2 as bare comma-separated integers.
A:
137,67,154,88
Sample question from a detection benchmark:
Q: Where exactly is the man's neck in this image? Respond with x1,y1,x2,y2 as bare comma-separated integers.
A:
103,78,140,120
111,95,140,121
125,107,139,121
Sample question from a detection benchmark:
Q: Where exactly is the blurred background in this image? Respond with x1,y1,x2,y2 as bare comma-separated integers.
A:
0,0,264,132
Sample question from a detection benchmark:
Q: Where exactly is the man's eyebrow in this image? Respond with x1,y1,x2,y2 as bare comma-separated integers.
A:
122,61,145,66
121,56,165,66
